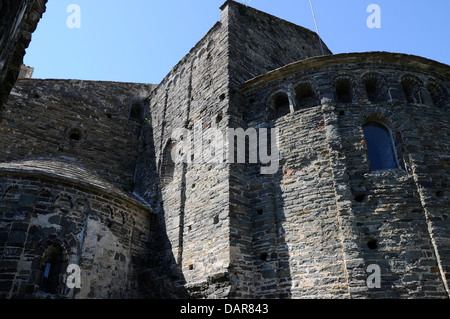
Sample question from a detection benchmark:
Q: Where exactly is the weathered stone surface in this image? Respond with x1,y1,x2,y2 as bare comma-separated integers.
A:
0,172,153,299
239,49,450,298
0,0,48,112
0,0,449,300
0,80,154,192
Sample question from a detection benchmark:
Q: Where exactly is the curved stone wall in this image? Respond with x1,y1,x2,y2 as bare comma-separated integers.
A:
0,0,47,111
238,52,450,298
0,160,153,299
0,79,154,192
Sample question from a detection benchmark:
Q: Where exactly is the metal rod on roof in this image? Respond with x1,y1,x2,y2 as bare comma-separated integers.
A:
309,0,325,56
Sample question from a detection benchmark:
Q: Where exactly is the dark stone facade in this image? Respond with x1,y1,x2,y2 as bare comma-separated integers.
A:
1,79,154,192
0,0,449,299
0,163,153,298
0,0,47,113
0,79,156,298
239,52,450,298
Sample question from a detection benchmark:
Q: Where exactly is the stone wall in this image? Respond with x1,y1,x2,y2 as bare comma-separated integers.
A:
0,79,154,192
1,0,448,300
0,0,47,112
0,161,153,299
135,0,333,298
224,0,332,298
407,96,450,297
135,11,231,298
225,0,331,88
240,52,450,298
18,64,34,79
0,77,158,298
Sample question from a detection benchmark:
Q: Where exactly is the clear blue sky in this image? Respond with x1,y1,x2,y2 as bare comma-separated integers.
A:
24,0,450,84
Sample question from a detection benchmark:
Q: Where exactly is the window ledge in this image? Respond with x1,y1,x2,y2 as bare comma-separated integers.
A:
365,168,407,178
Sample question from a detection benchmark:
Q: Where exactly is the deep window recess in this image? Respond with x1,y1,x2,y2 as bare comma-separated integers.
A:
294,83,318,109
363,122,399,170
367,238,378,250
335,78,352,103
68,128,82,141
66,126,86,143
40,244,64,294
161,141,176,187
270,92,290,119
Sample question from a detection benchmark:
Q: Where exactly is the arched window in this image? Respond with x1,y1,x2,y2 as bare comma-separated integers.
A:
55,194,72,213
161,140,176,187
270,92,290,119
129,100,144,120
363,122,399,170
335,78,353,103
40,244,65,295
401,76,423,104
4,186,21,201
294,83,319,109
427,81,448,108
34,190,53,215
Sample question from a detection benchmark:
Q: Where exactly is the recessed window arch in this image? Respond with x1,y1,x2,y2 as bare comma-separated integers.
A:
363,121,399,170
269,91,290,119
335,78,353,103
294,82,319,109
55,194,73,210
161,140,176,187
34,190,54,215
363,74,388,103
74,198,89,217
39,244,66,295
129,100,144,121
427,80,448,109
401,75,424,104
66,127,86,143
4,185,21,200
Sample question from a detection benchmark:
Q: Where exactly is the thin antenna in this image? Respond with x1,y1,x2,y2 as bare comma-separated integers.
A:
309,0,325,56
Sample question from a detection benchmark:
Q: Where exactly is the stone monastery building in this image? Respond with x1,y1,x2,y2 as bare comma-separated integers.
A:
0,0,449,299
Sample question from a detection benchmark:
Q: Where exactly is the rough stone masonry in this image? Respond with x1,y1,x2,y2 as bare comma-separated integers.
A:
0,0,449,299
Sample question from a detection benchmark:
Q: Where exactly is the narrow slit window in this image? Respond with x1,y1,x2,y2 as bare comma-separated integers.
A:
161,141,176,187
363,122,399,170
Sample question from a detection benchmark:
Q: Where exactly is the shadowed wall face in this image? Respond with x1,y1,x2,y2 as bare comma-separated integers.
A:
0,0,47,111
0,171,153,299
133,1,332,298
1,0,450,300
0,79,154,192
224,1,332,298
